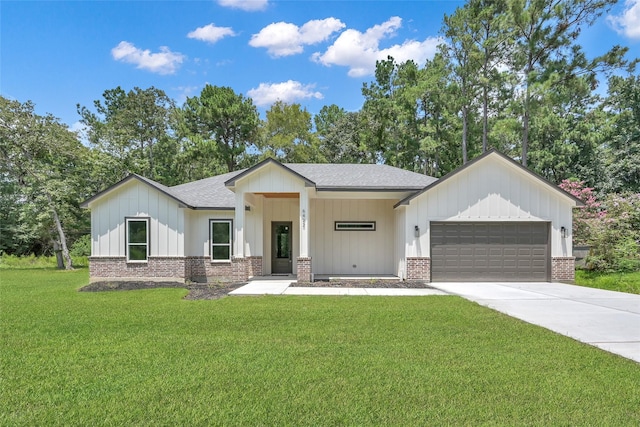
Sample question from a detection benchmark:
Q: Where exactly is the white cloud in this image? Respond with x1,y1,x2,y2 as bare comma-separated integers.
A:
111,41,185,75
187,23,235,44
312,17,441,77
249,18,345,57
173,85,201,104
608,0,640,39
218,0,268,11
70,121,90,146
247,80,323,106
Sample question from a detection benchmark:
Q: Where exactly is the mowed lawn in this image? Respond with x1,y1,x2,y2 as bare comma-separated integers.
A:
1,270,639,426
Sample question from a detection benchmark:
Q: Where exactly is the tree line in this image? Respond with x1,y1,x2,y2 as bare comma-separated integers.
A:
1,0,639,269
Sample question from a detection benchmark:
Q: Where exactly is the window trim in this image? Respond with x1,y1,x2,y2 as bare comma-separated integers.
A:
125,217,150,263
334,221,376,231
210,219,233,263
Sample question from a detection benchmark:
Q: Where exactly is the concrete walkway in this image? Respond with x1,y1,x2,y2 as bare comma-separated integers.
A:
429,282,640,363
229,278,446,296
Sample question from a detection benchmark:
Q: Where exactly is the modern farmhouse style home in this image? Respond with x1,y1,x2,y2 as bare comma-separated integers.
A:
82,150,583,283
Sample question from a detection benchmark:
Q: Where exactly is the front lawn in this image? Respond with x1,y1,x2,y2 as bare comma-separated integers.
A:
575,270,640,294
1,269,639,425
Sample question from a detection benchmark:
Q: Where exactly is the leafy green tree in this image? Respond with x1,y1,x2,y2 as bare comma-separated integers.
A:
509,0,620,166
362,57,401,165
0,96,90,268
78,86,175,182
442,5,482,163
602,73,640,193
416,54,461,177
315,106,365,163
467,0,512,152
259,101,322,163
181,85,260,173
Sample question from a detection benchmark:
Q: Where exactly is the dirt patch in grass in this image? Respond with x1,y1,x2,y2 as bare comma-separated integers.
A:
80,279,432,298
291,280,432,288
79,281,246,300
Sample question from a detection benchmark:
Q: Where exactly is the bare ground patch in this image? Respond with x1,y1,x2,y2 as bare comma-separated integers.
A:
79,281,246,300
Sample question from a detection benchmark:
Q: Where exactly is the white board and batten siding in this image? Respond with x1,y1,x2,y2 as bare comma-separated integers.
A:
311,199,395,275
404,155,574,259
235,163,308,194
233,163,308,273
90,180,185,257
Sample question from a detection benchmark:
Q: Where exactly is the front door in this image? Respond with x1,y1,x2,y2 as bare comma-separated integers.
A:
272,222,293,274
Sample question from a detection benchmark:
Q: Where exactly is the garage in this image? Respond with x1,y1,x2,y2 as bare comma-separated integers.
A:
431,222,550,282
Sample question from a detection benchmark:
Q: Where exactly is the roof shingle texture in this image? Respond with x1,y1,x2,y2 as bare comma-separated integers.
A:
152,163,436,209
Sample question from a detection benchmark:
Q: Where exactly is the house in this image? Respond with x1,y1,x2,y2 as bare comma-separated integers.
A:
81,149,583,283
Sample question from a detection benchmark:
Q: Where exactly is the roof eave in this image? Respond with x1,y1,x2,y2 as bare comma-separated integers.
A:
316,186,427,192
393,149,585,208
80,174,194,209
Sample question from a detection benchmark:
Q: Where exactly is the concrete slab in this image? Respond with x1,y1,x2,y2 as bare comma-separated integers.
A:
432,282,554,300
592,342,640,363
429,282,640,364
229,279,294,295
572,298,640,314
504,282,638,299
364,288,448,296
283,287,351,296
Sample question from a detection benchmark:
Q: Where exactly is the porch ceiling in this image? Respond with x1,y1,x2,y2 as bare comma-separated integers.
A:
255,192,300,199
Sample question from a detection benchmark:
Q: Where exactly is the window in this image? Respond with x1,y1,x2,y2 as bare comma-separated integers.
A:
210,220,233,262
126,218,149,262
334,221,376,231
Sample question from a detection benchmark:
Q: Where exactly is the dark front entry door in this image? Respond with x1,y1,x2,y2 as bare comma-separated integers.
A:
272,222,293,274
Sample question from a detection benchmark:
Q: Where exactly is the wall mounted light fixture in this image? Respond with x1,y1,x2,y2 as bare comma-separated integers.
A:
560,226,567,238
414,225,420,237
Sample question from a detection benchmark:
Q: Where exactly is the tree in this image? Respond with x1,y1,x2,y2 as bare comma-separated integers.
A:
78,86,175,183
442,5,482,163
181,85,260,173
259,101,322,163
602,73,640,193
509,0,619,166
467,0,512,152
315,106,365,163
0,96,89,268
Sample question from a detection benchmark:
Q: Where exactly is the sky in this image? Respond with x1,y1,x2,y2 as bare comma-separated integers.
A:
2,0,640,132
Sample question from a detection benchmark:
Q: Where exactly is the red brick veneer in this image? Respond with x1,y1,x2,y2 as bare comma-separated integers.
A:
297,257,312,282
551,257,575,282
89,257,186,280
406,257,431,281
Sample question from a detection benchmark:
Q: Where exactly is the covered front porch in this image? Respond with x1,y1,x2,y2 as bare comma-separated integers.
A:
225,158,406,282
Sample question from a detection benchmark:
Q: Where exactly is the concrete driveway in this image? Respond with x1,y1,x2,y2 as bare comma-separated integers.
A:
429,282,640,363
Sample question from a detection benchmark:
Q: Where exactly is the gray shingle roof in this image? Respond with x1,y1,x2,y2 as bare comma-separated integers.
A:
284,163,436,190
169,163,436,208
170,170,242,209
82,161,437,210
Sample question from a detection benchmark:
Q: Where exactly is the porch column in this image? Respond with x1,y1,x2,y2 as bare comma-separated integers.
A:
299,189,309,257
234,191,245,258
297,188,312,282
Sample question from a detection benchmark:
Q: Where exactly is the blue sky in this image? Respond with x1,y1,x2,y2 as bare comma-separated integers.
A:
2,0,639,131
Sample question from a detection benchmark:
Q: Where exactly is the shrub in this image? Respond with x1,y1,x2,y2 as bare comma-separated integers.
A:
560,181,640,272
585,193,640,272
70,234,91,257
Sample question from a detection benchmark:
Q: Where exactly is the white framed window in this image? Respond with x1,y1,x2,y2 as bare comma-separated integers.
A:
210,219,233,262
126,217,150,262
334,221,376,231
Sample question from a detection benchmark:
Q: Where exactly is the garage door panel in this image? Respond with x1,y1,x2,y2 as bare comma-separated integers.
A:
431,222,549,282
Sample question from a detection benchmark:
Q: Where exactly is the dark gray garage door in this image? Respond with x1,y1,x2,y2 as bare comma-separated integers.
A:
431,222,550,282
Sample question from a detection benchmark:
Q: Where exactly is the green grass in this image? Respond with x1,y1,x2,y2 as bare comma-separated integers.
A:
575,270,640,294
0,254,88,269
1,269,639,426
